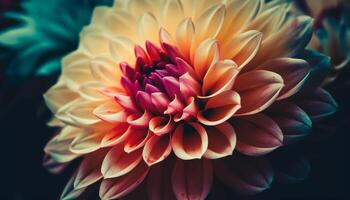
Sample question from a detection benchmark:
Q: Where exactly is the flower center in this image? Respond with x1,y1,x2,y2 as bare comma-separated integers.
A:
118,41,200,120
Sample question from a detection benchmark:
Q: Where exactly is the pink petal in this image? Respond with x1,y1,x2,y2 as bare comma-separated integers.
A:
126,111,152,127
179,72,201,100
101,123,130,148
101,145,142,178
198,90,241,126
234,70,284,115
232,113,283,156
171,123,208,160
74,149,108,189
143,134,172,166
171,159,213,200
99,161,149,199
149,116,175,136
124,128,151,153
114,93,139,112
151,92,170,113
204,122,236,159
256,58,310,100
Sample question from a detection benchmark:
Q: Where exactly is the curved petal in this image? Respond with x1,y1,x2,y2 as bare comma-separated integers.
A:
234,70,284,115
74,149,109,189
99,161,149,199
149,116,175,136
126,111,152,127
296,88,337,121
124,128,151,153
143,134,172,166
44,126,81,163
60,172,86,200
176,17,195,60
70,129,102,154
101,123,130,147
90,55,120,86
93,100,128,123
66,101,101,126
193,39,219,79
214,154,273,195
198,90,241,126
204,122,236,159
101,145,142,178
78,82,109,102
256,58,310,100
147,161,177,200
221,30,262,69
201,60,239,98
171,159,213,200
267,101,312,145
232,114,283,156
171,123,208,160
63,59,94,91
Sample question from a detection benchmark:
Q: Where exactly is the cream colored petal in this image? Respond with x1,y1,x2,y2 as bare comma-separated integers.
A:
221,30,262,68
160,0,184,35
63,59,94,92
110,36,136,64
90,55,121,86
44,126,81,163
80,33,111,56
66,101,101,126
194,3,225,46
137,12,159,44
70,129,102,154
105,10,137,39
78,82,109,102
44,79,79,114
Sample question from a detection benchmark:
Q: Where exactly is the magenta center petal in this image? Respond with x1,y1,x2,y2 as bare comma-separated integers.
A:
118,41,200,117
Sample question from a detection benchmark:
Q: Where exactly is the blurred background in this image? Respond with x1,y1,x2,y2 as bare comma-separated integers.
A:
0,0,347,199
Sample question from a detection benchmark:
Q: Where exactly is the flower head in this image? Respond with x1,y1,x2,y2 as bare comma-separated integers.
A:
44,0,336,199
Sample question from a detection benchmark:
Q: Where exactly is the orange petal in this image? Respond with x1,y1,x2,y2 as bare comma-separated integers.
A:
234,70,284,115
232,113,283,156
101,123,130,147
126,111,152,127
171,159,213,200
99,161,149,199
201,60,239,98
143,134,172,166
198,90,241,126
193,39,219,79
171,123,208,160
124,128,151,153
176,17,195,61
204,122,236,159
101,146,142,178
256,58,310,100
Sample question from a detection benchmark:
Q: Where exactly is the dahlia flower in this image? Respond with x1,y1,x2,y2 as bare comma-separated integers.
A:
44,0,337,199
